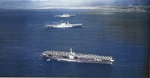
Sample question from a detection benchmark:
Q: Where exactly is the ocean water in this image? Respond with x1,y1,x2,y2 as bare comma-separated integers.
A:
0,9,149,77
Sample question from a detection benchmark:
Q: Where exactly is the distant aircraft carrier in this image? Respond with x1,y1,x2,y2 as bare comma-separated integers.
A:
45,21,82,28
41,48,115,64
54,14,75,17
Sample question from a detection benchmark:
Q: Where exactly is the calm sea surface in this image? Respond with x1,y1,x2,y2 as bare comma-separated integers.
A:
0,9,149,77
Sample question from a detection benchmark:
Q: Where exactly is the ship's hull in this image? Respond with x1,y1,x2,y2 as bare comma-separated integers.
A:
54,15,75,17
45,24,82,28
42,54,114,64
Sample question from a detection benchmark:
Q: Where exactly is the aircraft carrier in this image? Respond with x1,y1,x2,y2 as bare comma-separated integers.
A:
45,21,82,28
41,49,115,64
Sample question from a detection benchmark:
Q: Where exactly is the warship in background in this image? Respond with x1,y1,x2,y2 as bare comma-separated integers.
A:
54,14,75,17
41,48,115,64
45,21,82,28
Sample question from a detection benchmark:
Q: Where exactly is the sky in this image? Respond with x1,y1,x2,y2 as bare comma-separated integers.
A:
0,0,149,9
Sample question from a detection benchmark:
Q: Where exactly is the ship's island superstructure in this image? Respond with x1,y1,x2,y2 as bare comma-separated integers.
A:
42,49,115,64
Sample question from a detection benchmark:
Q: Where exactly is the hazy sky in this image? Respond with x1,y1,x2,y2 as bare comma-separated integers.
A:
0,0,149,9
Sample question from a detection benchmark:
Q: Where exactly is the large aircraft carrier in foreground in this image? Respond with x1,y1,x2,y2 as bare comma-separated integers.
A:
41,49,115,64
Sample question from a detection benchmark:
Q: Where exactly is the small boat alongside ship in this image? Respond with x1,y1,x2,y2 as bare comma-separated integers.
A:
41,48,115,64
45,21,82,28
54,14,75,17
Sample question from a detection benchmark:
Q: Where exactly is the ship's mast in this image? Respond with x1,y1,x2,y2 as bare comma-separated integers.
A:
70,48,72,53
